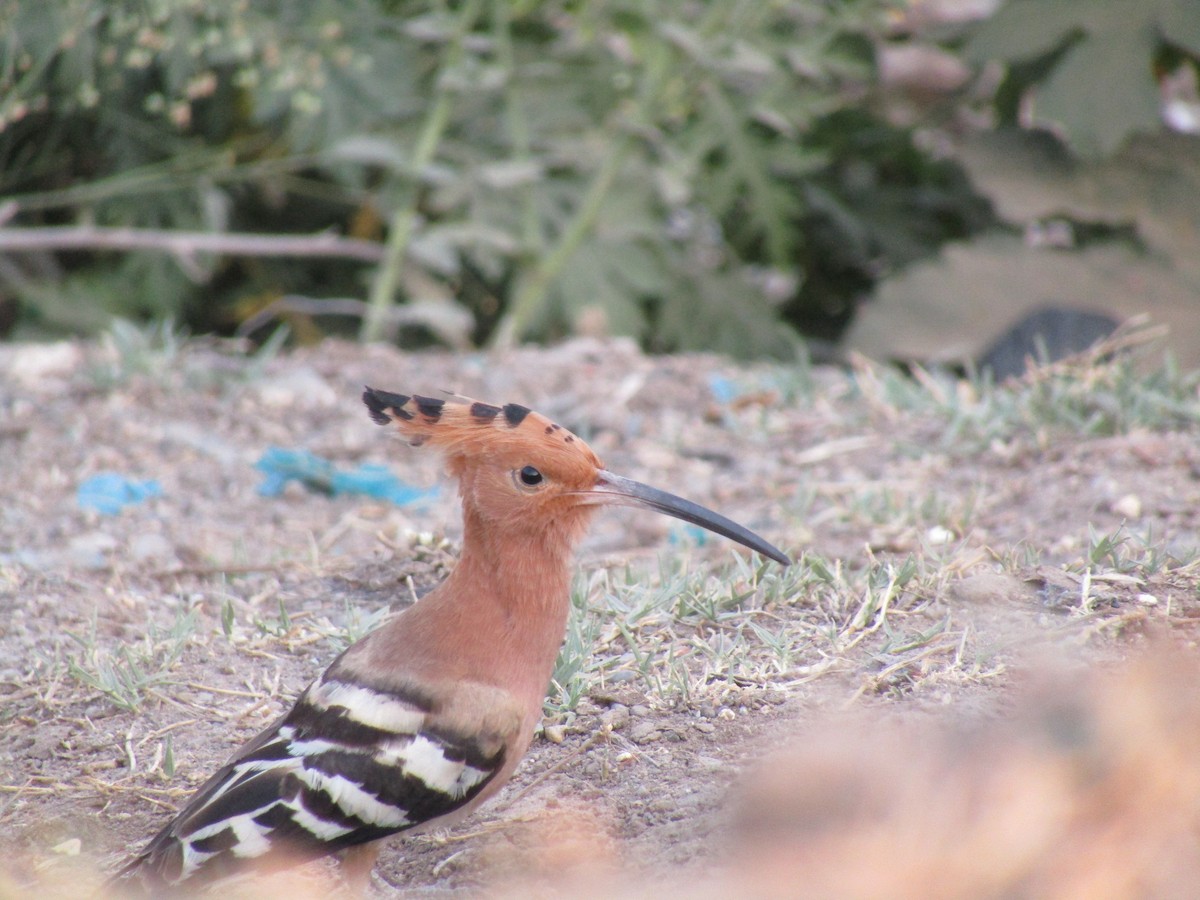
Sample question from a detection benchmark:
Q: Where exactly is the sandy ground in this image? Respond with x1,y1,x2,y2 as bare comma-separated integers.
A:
2,336,1199,897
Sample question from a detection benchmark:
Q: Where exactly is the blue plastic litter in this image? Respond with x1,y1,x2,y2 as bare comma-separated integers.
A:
254,448,335,497
255,448,435,506
669,523,711,548
77,473,162,515
332,463,434,506
707,374,741,405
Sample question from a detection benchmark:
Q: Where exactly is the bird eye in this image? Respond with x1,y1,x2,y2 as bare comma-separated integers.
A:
518,465,544,487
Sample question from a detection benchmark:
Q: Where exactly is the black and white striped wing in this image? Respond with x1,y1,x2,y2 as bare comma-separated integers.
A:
122,677,505,888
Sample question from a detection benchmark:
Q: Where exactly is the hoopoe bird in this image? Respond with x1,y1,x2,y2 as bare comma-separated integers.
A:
111,388,789,892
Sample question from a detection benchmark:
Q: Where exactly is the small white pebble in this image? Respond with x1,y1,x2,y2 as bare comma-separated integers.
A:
542,724,565,744
1056,534,1080,552
1137,593,1159,606
926,525,955,545
718,708,736,721
130,532,176,565
3,342,82,385
51,838,81,856
1112,494,1142,519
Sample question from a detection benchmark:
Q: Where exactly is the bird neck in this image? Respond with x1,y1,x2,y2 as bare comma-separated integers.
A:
420,505,577,701
453,505,575,619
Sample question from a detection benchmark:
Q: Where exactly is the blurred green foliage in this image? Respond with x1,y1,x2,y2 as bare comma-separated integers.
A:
848,0,1200,370
0,0,991,357
966,0,1200,158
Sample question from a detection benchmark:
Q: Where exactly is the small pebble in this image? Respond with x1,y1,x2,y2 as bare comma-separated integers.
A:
1137,593,1159,606
51,838,82,856
629,722,662,744
648,797,676,814
2,342,82,386
543,724,565,744
1111,494,1142,519
693,721,715,734
257,367,337,408
926,525,954,545
630,704,651,717
130,532,176,565
67,532,118,569
600,704,630,731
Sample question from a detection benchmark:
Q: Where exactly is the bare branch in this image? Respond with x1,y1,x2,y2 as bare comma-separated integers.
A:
0,226,384,262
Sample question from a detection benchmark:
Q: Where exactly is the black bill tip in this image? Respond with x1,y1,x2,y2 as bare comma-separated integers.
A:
591,471,791,566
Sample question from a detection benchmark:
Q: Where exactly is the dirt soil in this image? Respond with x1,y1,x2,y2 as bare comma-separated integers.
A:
1,337,1199,897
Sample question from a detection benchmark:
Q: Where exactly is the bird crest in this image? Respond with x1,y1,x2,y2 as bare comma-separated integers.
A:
362,387,602,481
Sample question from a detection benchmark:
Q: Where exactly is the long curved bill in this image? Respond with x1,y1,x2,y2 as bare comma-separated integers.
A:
589,470,791,566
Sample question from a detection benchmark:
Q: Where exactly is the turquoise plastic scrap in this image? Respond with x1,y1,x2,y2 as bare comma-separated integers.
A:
669,523,712,548
255,448,336,497
255,447,435,506
707,374,741,404
77,473,162,515
330,463,434,506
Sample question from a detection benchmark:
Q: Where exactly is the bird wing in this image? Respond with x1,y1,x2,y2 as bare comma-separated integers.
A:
120,674,508,888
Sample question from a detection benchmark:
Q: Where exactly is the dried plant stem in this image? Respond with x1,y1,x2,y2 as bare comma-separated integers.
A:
0,226,383,263
359,0,484,343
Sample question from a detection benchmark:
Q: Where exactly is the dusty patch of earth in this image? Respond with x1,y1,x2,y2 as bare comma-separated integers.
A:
1,336,1199,896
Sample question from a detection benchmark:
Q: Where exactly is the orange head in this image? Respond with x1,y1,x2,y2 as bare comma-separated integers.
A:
363,387,789,565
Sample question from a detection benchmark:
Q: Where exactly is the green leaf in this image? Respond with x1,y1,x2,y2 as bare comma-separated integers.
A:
954,129,1200,270
551,243,647,340
964,0,1089,65
1158,0,1200,58
965,0,1178,157
1035,24,1162,157
847,233,1200,369
656,261,799,360
699,83,800,266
